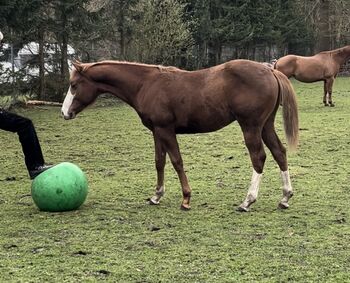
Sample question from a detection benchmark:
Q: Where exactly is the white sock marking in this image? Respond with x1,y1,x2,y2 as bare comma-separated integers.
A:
247,169,262,201
240,169,262,210
281,170,292,196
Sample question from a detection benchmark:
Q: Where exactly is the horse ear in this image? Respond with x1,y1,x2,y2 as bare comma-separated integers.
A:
72,60,83,73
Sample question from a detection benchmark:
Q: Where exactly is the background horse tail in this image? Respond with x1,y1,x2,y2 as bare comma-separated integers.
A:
272,69,299,150
273,59,278,69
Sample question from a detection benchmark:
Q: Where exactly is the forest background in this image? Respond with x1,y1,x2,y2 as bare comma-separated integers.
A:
0,0,349,101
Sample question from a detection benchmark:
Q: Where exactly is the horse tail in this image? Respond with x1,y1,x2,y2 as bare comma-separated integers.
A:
272,69,299,150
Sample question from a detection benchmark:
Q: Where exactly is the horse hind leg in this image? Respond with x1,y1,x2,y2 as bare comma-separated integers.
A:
262,122,293,209
279,171,293,209
238,169,263,212
238,126,266,212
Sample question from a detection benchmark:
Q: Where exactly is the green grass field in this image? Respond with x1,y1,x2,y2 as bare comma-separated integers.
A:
1,78,350,282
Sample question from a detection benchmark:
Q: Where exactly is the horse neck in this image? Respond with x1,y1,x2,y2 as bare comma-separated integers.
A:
89,63,157,108
332,46,350,65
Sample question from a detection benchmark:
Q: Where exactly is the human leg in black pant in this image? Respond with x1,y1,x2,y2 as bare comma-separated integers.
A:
0,109,52,179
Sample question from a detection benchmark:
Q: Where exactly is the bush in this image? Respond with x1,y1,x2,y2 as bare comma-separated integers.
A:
0,95,27,110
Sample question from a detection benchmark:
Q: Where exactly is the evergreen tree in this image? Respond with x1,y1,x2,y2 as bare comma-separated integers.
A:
128,0,194,66
279,0,316,55
1,0,348,102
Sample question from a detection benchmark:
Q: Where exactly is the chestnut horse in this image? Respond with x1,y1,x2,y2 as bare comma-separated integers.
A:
275,45,350,106
61,60,299,212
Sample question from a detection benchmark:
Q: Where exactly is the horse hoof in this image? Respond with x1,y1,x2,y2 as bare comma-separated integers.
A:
237,206,249,212
278,202,289,209
149,197,160,205
330,103,335,107
180,204,191,211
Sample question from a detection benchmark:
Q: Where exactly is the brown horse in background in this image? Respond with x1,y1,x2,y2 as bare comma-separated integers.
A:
275,45,350,106
61,59,299,212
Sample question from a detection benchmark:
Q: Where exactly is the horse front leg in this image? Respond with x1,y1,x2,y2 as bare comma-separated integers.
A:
326,78,335,107
149,134,166,205
153,127,191,210
323,78,335,107
323,80,328,106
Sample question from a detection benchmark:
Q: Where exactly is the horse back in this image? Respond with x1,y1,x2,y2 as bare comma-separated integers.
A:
137,60,279,133
276,53,338,82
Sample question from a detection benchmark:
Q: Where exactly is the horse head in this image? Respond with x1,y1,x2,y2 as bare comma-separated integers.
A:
61,61,100,120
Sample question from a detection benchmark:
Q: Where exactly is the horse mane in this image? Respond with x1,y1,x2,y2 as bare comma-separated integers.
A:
76,60,180,73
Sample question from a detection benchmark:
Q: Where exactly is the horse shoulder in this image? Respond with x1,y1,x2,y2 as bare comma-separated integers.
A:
313,53,339,77
136,72,188,129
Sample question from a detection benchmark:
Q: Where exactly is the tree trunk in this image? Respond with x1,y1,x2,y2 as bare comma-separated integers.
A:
317,0,331,52
60,8,69,100
119,2,125,59
38,29,46,100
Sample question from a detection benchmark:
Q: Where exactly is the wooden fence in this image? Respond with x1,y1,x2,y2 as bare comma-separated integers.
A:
339,61,350,76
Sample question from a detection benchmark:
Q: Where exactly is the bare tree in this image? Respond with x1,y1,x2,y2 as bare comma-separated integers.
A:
295,0,350,52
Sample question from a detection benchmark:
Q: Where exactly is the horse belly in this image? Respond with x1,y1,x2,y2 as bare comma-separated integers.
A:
175,107,235,134
294,64,324,82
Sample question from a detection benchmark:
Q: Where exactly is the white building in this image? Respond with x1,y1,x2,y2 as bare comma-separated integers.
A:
0,42,75,83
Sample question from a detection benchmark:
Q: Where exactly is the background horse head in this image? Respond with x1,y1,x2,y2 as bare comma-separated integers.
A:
62,60,298,212
275,45,350,106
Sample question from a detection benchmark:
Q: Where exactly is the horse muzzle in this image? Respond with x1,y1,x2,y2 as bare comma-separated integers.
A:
62,110,76,120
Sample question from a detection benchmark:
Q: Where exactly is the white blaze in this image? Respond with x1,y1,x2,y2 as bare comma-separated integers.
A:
0,31,3,42
61,86,74,117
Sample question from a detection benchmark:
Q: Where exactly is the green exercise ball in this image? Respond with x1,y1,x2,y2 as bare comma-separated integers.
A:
31,162,88,212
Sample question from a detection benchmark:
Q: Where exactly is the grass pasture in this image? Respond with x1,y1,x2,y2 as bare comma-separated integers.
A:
1,78,350,282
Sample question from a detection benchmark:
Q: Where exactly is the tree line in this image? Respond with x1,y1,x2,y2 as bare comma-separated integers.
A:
0,0,349,101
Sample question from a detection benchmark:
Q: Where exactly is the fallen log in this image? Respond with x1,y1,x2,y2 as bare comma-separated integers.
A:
26,100,62,107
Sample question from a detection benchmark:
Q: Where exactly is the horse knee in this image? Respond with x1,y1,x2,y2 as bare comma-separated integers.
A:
155,157,166,171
